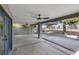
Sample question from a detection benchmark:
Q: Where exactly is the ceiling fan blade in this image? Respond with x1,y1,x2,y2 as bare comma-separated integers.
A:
30,13,50,20
37,18,42,20
43,17,50,19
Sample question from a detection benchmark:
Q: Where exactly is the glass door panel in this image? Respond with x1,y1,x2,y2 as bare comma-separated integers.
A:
0,16,4,55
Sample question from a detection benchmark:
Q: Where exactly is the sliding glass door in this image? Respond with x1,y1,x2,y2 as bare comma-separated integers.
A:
4,16,12,54
0,15,4,54
0,6,12,55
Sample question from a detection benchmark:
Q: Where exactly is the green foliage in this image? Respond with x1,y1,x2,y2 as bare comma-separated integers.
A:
0,23,3,29
69,17,79,24
62,17,79,29
71,24,78,29
63,17,79,24
47,25,53,30
22,24,28,29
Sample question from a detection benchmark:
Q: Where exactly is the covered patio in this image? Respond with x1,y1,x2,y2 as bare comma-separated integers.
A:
0,4,79,55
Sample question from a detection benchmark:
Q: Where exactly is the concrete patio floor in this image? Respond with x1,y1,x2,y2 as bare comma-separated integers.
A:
12,34,66,55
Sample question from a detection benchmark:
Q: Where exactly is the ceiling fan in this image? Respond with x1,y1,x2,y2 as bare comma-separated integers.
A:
31,14,50,20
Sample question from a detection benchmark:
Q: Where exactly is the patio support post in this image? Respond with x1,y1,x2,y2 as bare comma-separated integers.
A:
38,23,42,39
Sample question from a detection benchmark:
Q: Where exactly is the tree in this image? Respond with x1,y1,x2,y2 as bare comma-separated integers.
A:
62,22,66,34
62,17,79,34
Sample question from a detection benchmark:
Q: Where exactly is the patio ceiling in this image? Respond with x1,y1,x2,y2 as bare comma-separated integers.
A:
8,4,79,24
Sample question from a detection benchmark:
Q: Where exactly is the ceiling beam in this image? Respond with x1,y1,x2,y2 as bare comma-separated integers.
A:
40,12,79,24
